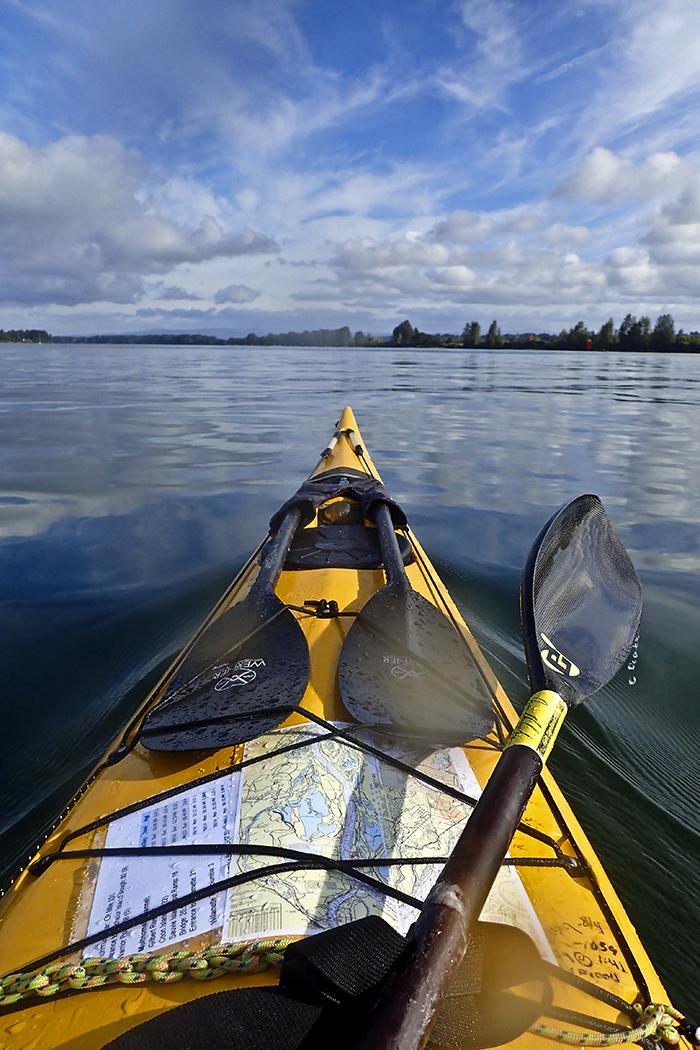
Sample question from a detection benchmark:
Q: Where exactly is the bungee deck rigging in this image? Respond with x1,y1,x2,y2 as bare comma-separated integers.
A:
0,407,695,1049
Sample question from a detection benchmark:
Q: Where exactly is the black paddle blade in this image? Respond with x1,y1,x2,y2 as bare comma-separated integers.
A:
339,584,494,744
140,594,309,751
521,494,642,705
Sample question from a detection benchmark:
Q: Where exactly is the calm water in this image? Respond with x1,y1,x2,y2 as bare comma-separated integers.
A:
1,344,698,1010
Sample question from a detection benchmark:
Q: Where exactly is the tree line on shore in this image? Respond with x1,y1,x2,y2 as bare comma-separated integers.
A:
4,312,700,350
392,312,700,350
0,328,50,342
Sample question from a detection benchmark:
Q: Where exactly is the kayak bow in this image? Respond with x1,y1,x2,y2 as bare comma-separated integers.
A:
0,407,693,1050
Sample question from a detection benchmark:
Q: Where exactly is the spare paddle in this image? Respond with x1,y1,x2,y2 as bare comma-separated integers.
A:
358,494,643,1049
141,508,308,751
338,502,494,743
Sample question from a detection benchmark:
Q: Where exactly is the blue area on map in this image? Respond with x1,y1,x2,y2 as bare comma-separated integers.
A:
362,819,384,851
300,791,331,838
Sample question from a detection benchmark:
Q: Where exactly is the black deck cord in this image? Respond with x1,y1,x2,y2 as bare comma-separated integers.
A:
547,959,638,1017
31,844,574,875
299,710,569,858
3,854,673,1047
286,600,358,618
52,727,341,852
34,845,449,869
11,857,426,976
43,707,570,865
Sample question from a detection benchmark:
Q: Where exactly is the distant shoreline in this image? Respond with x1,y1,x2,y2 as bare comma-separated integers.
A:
3,339,699,355
3,312,699,352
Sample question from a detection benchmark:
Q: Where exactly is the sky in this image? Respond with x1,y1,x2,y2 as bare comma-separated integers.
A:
2,0,700,336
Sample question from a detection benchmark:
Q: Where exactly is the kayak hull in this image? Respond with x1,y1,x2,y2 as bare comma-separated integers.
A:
0,407,681,1049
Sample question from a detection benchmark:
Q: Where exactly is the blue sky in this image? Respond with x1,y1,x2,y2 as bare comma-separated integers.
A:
2,0,700,335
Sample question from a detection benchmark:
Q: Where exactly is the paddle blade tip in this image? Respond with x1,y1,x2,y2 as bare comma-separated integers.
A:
521,494,642,704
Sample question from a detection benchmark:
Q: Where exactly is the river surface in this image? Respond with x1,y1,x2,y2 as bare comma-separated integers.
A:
0,344,698,1010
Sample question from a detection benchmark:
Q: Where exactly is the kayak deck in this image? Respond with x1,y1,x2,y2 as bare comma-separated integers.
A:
0,407,683,1049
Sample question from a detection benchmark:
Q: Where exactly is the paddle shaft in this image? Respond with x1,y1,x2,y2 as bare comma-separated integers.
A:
359,695,566,1050
253,507,303,594
373,502,409,589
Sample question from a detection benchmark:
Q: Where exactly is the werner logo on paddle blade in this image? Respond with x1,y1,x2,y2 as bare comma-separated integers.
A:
212,659,266,689
539,633,580,678
383,654,423,680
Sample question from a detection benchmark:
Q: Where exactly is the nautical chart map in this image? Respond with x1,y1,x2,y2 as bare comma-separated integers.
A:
225,725,551,958
86,722,551,959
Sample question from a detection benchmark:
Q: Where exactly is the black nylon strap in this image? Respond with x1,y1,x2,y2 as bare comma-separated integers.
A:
269,475,407,532
101,917,553,1050
281,916,406,1008
102,987,334,1050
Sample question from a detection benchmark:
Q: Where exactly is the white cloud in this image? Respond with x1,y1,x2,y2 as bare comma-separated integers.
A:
229,75,386,160
438,0,524,109
647,239,700,267
572,0,700,150
310,215,613,317
305,166,440,223
427,265,479,288
151,177,230,228
542,223,591,247
558,147,685,205
153,285,204,301
661,180,700,225
472,239,528,267
0,131,277,305
235,188,260,213
605,246,658,292
333,236,450,271
214,283,260,304
429,211,493,244
535,45,608,85
500,210,540,235
457,0,517,60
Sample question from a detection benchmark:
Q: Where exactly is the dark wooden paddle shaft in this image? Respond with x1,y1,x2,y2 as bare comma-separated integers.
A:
373,502,409,589
358,742,542,1049
252,507,303,594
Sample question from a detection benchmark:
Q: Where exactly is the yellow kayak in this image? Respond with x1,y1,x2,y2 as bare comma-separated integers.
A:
0,407,692,1049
